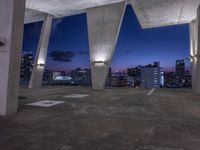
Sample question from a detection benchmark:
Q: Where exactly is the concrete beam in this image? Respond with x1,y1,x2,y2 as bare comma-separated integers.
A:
29,14,52,89
87,2,126,89
0,0,26,116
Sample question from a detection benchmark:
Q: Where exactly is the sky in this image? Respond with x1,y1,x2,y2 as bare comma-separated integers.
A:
22,5,190,72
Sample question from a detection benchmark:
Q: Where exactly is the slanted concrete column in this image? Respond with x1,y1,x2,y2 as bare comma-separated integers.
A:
0,0,26,116
29,14,53,89
191,5,200,94
196,5,200,94
190,20,198,93
87,2,126,89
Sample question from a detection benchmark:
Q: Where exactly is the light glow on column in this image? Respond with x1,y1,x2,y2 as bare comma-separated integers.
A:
92,44,114,62
93,54,106,62
37,58,45,65
190,20,198,61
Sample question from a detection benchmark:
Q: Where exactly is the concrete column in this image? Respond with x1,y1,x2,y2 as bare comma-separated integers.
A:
87,2,126,89
190,20,198,92
29,14,53,89
196,5,200,94
0,0,26,116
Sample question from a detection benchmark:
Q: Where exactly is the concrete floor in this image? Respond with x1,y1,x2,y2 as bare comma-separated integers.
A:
1,86,200,150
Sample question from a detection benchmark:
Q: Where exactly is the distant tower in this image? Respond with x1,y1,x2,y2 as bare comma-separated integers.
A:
20,52,33,81
175,59,185,85
154,61,160,68
141,62,160,89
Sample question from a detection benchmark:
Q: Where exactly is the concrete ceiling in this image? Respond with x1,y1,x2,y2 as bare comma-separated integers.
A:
131,0,200,28
25,0,200,28
25,0,124,24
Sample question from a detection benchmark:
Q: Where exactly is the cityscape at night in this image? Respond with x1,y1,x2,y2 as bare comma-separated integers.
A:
1,1,200,149
21,5,191,89
20,51,192,88
22,5,190,73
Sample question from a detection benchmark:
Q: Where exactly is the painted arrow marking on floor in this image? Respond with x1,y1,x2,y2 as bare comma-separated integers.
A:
147,88,155,96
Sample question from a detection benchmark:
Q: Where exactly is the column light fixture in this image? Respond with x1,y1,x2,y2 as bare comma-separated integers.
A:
37,63,45,67
92,61,105,66
189,55,198,62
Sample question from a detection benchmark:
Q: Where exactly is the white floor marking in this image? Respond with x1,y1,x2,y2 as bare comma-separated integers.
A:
63,94,89,98
27,100,65,107
147,88,155,96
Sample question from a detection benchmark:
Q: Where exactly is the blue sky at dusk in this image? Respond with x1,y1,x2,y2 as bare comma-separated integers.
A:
22,5,190,72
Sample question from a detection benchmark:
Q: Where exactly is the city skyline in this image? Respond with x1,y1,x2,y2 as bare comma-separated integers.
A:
22,5,190,72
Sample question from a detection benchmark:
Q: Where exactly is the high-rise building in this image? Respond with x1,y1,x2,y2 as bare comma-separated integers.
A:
164,72,176,88
43,70,53,85
141,62,160,89
20,52,33,81
175,59,185,86
183,70,192,87
154,61,160,68
110,74,128,87
160,71,164,87
127,66,141,87
71,68,92,86
127,66,141,77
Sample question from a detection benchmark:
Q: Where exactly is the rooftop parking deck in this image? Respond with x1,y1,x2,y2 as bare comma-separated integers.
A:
1,86,200,150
